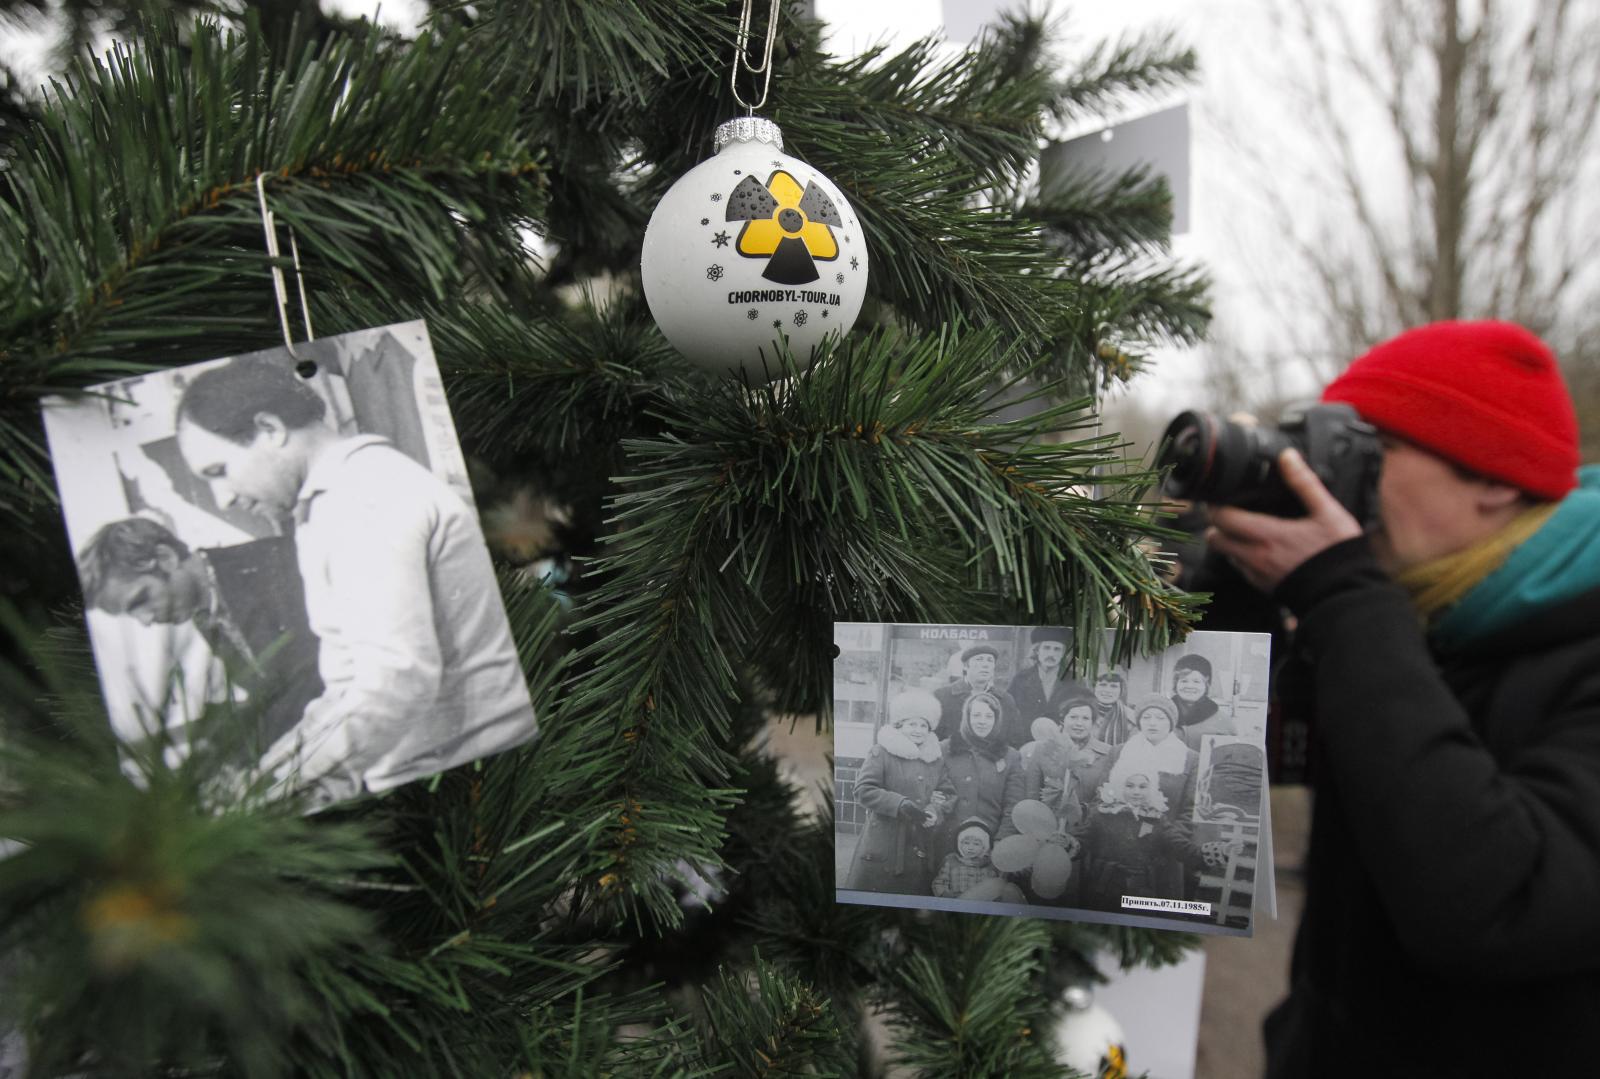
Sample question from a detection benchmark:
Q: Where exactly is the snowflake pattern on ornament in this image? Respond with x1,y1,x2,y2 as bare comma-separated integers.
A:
772,319,782,329
712,231,731,248
836,272,845,284
706,265,724,281
793,311,808,327
747,308,759,320
710,193,722,202
700,218,709,226
850,256,859,270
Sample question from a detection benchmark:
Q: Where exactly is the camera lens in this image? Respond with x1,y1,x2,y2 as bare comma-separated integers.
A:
1156,402,1379,520
1158,411,1292,509
1157,411,1220,500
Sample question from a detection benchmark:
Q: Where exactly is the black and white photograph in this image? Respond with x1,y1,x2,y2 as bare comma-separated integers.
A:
41,321,538,806
834,623,1271,935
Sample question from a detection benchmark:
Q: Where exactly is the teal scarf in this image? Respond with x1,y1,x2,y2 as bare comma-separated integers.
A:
1432,465,1600,652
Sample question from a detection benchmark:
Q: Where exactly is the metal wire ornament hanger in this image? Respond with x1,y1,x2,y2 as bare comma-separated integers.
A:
255,174,317,372
730,0,781,113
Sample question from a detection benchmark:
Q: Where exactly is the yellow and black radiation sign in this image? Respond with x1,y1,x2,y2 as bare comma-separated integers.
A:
725,170,843,285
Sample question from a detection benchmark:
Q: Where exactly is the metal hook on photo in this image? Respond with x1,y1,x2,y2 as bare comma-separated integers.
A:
256,174,316,360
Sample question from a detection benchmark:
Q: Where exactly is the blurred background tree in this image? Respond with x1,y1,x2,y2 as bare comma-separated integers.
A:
1191,0,1600,450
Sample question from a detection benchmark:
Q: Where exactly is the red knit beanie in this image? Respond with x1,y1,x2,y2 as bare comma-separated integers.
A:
1322,320,1579,500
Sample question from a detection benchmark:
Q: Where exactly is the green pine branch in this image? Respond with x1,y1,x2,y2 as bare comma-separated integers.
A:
1050,25,1198,124
418,297,679,458
0,699,384,1077
1074,256,1212,352
734,793,882,1008
0,573,669,1079
824,145,1065,345
548,475,750,929
450,0,733,110
876,917,1062,1079
795,32,1054,191
0,18,551,528
1029,164,1177,259
510,987,699,1077
673,327,1195,707
548,326,1194,910
692,952,849,1077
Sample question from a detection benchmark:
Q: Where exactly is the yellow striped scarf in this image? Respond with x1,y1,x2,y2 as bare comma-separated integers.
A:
1397,502,1560,622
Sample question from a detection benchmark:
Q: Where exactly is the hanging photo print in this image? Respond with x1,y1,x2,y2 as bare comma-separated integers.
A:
41,321,538,808
833,623,1272,936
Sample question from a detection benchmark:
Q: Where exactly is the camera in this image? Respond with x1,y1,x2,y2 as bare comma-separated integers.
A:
1156,402,1382,525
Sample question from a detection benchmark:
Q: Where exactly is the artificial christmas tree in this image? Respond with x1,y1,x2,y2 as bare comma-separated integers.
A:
0,2,1208,1074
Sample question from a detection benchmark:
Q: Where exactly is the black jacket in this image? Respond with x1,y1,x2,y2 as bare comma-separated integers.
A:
199,538,323,758
1264,538,1600,1077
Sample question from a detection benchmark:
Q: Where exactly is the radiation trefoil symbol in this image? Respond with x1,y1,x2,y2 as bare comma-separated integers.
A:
725,170,843,285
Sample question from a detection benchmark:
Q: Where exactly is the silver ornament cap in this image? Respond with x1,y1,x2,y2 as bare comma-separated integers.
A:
713,116,784,154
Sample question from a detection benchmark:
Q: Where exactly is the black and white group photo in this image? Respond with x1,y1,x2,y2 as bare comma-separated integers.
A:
41,321,537,806
833,623,1271,934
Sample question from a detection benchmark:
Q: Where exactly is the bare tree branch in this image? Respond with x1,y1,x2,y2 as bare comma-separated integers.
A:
1205,0,1600,453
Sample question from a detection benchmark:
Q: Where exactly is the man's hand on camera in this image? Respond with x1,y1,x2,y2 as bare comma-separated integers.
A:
1205,448,1363,592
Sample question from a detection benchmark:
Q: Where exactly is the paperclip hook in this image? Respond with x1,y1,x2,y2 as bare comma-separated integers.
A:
255,174,317,374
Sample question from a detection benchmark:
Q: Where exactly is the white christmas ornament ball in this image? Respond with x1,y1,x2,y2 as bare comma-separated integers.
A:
1053,993,1129,1079
641,117,869,378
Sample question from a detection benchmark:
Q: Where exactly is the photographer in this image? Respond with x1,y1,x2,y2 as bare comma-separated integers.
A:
1197,321,1600,1075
